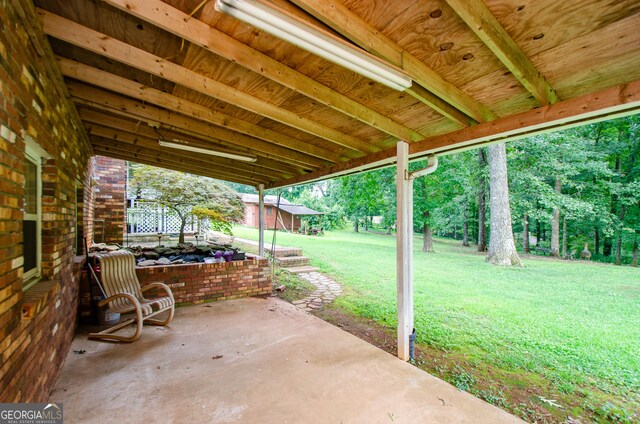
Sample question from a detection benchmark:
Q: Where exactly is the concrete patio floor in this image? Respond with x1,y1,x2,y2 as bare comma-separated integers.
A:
52,297,524,423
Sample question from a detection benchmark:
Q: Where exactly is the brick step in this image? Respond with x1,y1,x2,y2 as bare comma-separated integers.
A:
272,248,303,258
283,266,320,273
274,255,310,267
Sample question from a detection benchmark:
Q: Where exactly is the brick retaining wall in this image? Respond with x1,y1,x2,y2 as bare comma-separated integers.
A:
136,258,272,305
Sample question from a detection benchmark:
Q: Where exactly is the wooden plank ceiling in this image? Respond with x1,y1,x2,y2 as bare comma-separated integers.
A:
34,0,640,188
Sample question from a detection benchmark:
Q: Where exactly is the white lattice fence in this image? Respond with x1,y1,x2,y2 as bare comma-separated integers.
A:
127,200,199,234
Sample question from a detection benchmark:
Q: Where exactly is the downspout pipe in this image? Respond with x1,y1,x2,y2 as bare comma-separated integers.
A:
407,156,438,180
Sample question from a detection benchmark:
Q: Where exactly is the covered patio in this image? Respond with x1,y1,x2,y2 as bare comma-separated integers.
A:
54,297,522,423
1,0,639,419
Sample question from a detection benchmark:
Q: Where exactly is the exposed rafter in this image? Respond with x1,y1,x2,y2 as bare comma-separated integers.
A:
66,82,328,169
102,0,424,143
444,0,559,106
37,8,379,154
288,0,497,123
78,107,300,178
90,141,264,186
84,121,292,180
57,57,348,163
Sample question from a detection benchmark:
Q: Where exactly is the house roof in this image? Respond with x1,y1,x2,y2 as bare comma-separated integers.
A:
278,204,324,216
35,0,640,188
241,194,292,205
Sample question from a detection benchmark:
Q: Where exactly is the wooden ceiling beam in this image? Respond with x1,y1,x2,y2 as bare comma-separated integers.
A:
37,8,377,154
84,122,291,180
444,0,559,106
102,0,424,143
67,82,328,169
90,137,271,185
78,107,301,178
57,57,348,163
289,0,497,123
266,80,640,189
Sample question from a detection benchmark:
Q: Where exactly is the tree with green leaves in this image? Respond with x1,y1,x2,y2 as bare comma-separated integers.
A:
130,165,245,243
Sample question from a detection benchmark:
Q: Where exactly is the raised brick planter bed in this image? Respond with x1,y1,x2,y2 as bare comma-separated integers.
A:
136,256,272,306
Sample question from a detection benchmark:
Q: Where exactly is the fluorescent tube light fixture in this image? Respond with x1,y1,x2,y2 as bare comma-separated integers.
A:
215,0,412,91
159,140,257,162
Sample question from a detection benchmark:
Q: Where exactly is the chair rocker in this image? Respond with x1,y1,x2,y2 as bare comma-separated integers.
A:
88,250,175,342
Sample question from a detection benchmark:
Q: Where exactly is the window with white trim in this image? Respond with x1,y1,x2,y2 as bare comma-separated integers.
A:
23,147,42,287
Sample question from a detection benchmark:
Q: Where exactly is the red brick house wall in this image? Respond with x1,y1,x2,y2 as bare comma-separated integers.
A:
0,0,93,402
92,156,126,244
243,204,302,231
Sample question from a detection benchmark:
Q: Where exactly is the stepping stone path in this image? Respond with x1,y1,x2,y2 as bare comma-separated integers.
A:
227,235,342,311
290,272,343,312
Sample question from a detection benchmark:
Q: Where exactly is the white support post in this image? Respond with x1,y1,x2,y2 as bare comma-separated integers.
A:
396,141,414,361
258,184,265,257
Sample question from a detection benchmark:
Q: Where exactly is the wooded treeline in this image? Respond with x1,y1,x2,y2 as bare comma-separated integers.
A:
234,116,640,266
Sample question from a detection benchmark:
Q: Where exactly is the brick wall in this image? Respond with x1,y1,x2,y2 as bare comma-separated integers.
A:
92,156,126,245
136,258,272,305
0,0,93,402
243,203,302,231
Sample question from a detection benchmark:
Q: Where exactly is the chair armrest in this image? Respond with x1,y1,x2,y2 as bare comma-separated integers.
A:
141,282,174,300
98,292,140,309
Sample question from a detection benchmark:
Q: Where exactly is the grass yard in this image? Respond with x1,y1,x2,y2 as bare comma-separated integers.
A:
233,226,639,422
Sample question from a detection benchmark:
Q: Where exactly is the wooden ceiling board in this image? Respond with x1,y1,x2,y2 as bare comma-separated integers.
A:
382,0,509,89
34,0,186,63
485,0,640,59
254,120,361,158
170,86,361,157
531,13,640,100
51,40,178,94
339,0,418,30
171,86,265,124
460,69,537,118
272,92,387,143
178,44,298,108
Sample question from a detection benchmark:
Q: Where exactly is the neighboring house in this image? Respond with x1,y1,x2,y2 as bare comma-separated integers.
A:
242,194,323,232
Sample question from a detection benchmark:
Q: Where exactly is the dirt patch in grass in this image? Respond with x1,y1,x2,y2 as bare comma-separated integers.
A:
314,305,638,424
270,268,315,303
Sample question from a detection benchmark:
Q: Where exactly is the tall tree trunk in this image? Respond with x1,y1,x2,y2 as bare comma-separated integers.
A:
536,218,541,246
486,143,522,266
632,238,638,267
178,216,187,244
523,213,530,253
462,204,470,247
603,237,613,257
353,219,359,233
615,206,626,265
605,154,622,258
477,149,487,252
423,221,434,252
422,210,434,252
550,178,561,256
594,227,600,255
561,217,567,258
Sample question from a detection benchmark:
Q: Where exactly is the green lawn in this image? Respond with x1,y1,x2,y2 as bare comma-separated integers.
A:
234,226,640,420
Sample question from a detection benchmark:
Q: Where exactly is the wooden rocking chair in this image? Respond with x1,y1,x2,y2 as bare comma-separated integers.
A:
88,250,175,342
